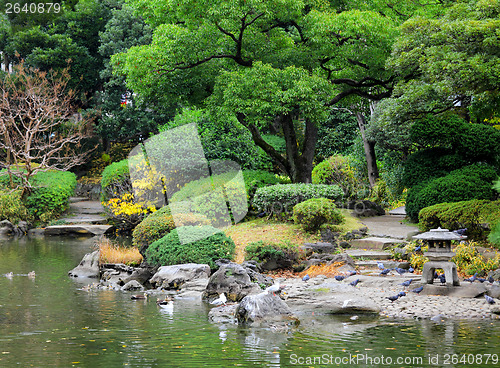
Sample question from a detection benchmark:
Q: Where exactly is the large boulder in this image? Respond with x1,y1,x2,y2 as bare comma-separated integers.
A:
346,200,385,217
235,292,298,325
100,263,137,289
203,262,262,302
150,263,211,290
68,250,100,278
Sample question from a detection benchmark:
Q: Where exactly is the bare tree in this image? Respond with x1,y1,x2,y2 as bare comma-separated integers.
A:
0,61,92,195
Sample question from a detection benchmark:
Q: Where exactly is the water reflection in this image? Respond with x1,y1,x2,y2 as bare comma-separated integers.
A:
1,237,500,368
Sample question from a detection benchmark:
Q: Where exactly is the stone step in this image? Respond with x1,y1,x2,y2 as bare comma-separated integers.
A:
346,249,392,260
57,215,107,225
68,201,106,215
44,224,112,236
69,196,89,203
355,260,408,270
349,237,407,250
388,206,406,216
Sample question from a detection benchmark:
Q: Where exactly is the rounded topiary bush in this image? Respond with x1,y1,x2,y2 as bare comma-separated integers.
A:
292,198,345,232
133,206,211,254
132,206,176,253
145,226,236,268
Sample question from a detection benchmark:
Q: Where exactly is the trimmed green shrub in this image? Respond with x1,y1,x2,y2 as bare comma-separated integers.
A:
242,170,281,203
312,155,359,199
244,240,304,269
145,226,235,268
419,199,500,239
132,206,176,252
293,198,345,232
406,163,498,221
253,184,343,217
100,159,131,201
132,206,211,254
0,190,31,224
25,171,77,222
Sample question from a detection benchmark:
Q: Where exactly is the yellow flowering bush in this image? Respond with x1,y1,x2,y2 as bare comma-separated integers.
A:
452,241,500,276
103,193,156,232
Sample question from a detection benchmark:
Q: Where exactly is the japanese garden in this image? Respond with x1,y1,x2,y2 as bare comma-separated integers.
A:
1,0,500,366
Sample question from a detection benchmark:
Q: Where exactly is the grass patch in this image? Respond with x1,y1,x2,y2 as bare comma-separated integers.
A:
98,237,143,266
226,218,320,263
227,210,364,263
336,209,365,233
298,262,349,278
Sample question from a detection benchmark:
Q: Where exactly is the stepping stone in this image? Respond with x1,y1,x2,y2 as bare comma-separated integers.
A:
388,206,406,215
349,237,407,250
346,249,392,260
44,224,112,236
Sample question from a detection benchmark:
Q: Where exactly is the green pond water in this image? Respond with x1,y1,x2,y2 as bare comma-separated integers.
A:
1,237,500,368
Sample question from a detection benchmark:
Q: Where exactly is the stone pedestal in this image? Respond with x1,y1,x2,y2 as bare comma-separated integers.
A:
422,261,460,286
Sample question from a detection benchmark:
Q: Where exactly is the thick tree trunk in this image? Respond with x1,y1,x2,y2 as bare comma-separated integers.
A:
237,113,317,183
355,111,379,187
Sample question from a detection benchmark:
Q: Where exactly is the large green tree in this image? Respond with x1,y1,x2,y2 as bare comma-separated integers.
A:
114,0,400,182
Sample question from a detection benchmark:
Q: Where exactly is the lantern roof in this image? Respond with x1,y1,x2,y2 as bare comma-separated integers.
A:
412,227,466,241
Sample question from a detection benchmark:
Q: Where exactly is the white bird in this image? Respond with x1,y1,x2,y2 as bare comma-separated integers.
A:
5,272,13,279
156,296,173,307
27,271,36,279
266,282,285,296
157,296,174,313
210,293,227,306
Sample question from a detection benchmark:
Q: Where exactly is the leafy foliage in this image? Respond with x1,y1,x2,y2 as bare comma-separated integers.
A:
253,184,344,217
145,226,236,268
311,155,360,199
100,159,131,201
452,242,500,276
292,198,345,232
419,199,500,240
0,190,31,224
102,192,156,233
25,171,77,222
488,179,500,247
132,206,175,251
244,240,303,268
406,163,498,221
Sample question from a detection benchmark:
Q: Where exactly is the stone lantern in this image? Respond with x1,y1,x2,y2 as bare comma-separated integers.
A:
412,228,465,286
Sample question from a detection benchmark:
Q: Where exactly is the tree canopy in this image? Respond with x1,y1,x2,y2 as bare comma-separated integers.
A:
114,0,401,182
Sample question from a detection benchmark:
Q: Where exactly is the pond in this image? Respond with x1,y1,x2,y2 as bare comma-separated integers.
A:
1,237,499,368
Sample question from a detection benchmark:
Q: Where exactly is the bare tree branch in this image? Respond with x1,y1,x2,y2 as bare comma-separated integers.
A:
0,61,94,195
